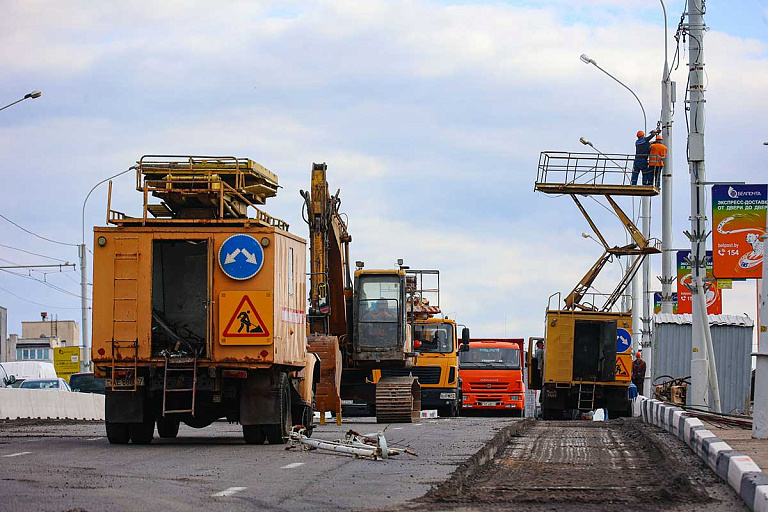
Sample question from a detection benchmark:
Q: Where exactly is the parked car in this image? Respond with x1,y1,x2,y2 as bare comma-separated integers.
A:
19,378,71,391
0,364,17,388
68,372,105,394
0,361,57,387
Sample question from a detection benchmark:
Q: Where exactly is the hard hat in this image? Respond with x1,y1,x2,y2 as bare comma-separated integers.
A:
655,135,663,141
637,130,645,138
635,351,642,358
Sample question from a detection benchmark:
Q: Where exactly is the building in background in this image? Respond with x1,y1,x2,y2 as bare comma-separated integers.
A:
0,307,7,362
3,317,80,363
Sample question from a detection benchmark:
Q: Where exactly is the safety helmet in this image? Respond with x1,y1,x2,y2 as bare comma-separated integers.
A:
635,351,642,358
655,135,663,141
637,130,645,138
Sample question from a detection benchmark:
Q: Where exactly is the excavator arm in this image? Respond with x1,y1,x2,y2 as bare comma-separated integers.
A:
301,163,352,338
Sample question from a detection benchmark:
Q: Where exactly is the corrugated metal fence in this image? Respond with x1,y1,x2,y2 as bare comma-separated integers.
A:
652,314,753,414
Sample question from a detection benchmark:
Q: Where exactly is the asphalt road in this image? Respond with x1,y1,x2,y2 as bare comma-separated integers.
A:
0,416,518,512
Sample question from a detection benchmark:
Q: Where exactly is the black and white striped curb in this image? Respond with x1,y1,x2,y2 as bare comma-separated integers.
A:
634,396,768,511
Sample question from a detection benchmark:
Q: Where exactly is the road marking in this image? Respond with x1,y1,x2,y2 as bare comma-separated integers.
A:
211,487,247,497
3,452,31,458
392,427,403,430
87,437,104,441
281,462,305,469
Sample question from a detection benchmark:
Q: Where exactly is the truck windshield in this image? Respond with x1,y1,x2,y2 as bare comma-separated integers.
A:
413,322,453,353
460,347,521,370
358,275,400,348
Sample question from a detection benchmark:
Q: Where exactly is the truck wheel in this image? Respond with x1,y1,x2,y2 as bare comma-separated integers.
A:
301,405,314,438
243,425,266,444
157,417,180,438
265,373,292,445
106,421,130,444
129,419,155,444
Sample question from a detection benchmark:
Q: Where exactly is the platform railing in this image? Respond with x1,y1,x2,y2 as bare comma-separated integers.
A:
537,151,640,187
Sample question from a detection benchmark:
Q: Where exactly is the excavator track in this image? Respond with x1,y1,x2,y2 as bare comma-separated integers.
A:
375,376,421,423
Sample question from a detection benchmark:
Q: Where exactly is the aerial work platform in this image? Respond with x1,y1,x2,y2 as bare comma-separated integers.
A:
535,150,660,312
535,151,659,197
107,155,288,229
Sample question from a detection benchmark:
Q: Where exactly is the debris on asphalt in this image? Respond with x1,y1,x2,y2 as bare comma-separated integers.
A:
287,426,418,460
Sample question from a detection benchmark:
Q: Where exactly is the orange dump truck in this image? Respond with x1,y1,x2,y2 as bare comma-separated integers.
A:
459,338,525,416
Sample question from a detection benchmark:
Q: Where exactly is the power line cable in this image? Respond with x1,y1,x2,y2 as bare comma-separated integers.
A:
0,283,80,310
0,212,78,247
0,242,69,263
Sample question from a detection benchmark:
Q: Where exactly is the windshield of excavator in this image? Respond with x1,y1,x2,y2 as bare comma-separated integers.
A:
358,275,400,348
460,347,521,370
413,323,454,353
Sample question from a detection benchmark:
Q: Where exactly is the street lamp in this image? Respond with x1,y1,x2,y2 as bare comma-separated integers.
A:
580,52,652,362
580,54,646,134
0,90,42,112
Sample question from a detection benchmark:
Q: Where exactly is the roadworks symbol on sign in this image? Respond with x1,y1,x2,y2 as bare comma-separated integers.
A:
615,357,630,378
223,295,270,338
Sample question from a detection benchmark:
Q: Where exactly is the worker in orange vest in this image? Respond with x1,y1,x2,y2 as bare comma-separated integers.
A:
647,134,668,188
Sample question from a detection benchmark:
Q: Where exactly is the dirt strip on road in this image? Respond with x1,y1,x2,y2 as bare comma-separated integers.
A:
415,418,747,512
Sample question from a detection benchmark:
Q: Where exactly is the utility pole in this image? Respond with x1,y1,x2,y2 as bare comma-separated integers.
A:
641,195,652,397
79,244,90,371
685,0,721,412
660,1,676,315
754,227,768,438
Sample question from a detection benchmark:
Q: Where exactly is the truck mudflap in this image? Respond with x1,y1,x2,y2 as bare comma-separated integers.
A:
239,369,281,425
105,390,147,423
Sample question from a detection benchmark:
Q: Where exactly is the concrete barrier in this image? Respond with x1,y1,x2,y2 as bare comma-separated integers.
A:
634,395,766,511
0,388,104,421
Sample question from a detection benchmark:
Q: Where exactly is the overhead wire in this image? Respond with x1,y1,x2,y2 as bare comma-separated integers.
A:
0,213,77,247
0,242,70,263
0,283,80,310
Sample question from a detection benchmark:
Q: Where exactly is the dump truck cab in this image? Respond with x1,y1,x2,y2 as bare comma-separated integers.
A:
460,339,524,416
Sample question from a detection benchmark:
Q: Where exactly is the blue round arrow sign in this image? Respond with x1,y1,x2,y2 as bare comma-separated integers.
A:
616,328,632,354
218,234,264,280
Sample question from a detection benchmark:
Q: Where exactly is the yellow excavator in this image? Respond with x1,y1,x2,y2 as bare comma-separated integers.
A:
301,163,421,423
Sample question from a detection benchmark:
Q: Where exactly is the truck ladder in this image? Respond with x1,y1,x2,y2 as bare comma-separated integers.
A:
577,383,596,411
162,356,198,416
110,339,138,392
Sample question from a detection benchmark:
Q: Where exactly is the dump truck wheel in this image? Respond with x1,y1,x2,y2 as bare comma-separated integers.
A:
106,421,130,444
243,425,266,444
265,373,291,445
129,419,155,444
157,418,180,438
301,405,314,438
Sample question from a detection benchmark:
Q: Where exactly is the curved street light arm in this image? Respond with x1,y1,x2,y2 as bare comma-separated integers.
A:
591,62,647,134
81,167,136,244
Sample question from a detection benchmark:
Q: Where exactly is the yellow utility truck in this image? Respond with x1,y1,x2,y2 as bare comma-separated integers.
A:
92,156,318,444
529,150,659,419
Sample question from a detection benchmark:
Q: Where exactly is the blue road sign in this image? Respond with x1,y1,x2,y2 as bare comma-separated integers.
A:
616,328,632,354
218,234,264,280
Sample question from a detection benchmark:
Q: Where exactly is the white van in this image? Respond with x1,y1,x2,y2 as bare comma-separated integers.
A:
0,361,57,386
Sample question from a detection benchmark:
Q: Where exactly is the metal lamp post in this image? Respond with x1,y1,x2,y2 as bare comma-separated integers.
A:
578,56,649,373
0,90,42,112
80,167,136,370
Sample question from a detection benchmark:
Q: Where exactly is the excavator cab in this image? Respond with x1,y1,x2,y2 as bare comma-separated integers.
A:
353,270,412,366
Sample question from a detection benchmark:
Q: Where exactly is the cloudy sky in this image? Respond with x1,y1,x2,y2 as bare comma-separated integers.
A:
0,0,766,344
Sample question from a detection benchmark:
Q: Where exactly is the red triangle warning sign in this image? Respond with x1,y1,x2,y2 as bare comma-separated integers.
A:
615,358,630,378
222,295,270,337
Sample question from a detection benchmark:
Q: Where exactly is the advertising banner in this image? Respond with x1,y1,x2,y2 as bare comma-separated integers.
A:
653,292,678,314
712,184,767,279
53,346,81,382
676,250,722,315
